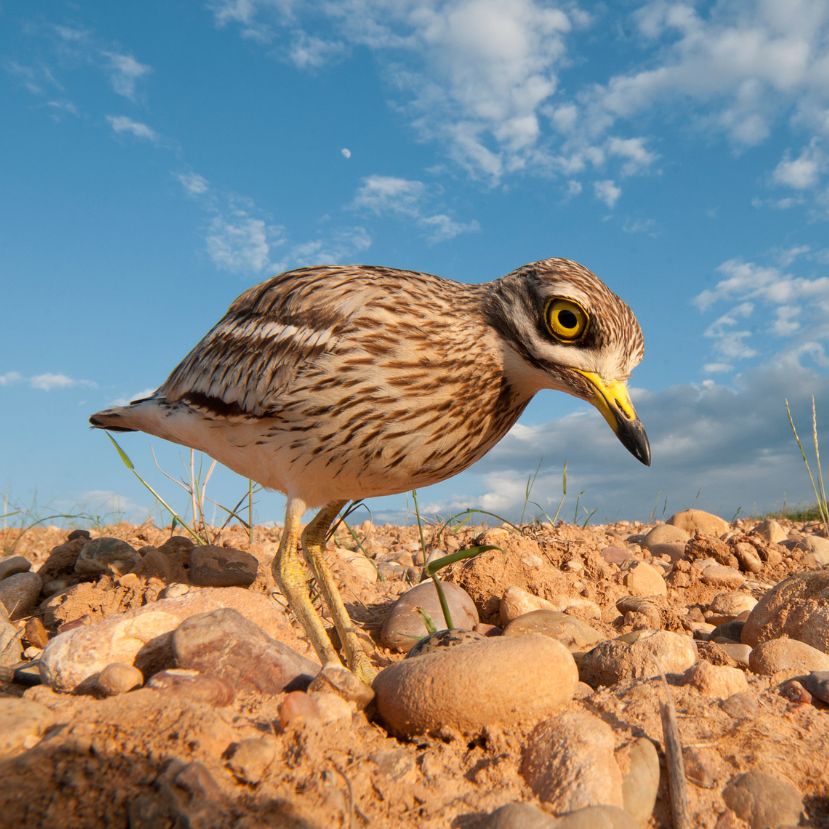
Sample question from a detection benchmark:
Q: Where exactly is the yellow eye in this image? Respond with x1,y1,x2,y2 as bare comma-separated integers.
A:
545,298,589,343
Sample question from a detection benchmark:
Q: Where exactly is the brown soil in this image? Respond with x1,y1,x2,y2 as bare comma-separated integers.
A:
1,517,829,828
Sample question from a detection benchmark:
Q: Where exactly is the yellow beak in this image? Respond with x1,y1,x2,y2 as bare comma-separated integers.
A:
575,370,651,466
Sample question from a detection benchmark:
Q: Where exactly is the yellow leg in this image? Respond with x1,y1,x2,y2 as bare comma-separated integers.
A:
273,497,341,667
301,501,377,684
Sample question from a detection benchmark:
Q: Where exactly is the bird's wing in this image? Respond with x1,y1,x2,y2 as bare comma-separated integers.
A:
159,265,417,418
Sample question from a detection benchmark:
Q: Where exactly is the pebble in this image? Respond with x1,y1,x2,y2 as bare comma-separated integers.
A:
0,618,22,667
148,668,235,706
188,545,258,587
547,595,602,620
0,697,51,757
751,518,787,544
308,662,375,709
722,771,803,829
500,586,555,623
749,637,829,675
803,670,829,703
719,690,758,719
711,619,745,642
173,608,319,693
779,679,812,704
796,534,829,565
407,628,486,657
133,548,173,582
667,508,730,536
600,546,635,566
680,661,748,699
24,617,49,648
96,662,144,695
334,547,378,583
74,537,141,576
580,630,697,687
503,610,603,653
521,710,624,811
683,745,722,788
380,580,478,651
641,524,690,560
278,690,322,728
622,561,667,597
373,634,577,736
370,748,416,783
732,543,763,574
227,736,278,783
717,642,752,668
0,571,42,620
0,555,32,580
699,561,744,588
618,737,660,824
159,583,190,599
483,802,555,828
742,570,829,650
706,592,757,625
40,586,306,691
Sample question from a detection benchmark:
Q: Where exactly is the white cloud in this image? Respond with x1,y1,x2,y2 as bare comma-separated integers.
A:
30,373,95,391
102,51,151,99
0,371,23,386
772,141,825,189
622,217,657,236
206,209,285,273
593,179,621,208
106,115,158,142
280,226,372,269
353,174,478,241
288,32,344,69
176,171,210,195
341,147,352,159
606,136,658,176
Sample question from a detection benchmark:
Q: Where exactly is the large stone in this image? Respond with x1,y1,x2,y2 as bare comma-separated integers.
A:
667,509,729,536
552,807,638,829
748,637,829,675
0,571,42,620
173,608,319,694
503,610,603,653
521,711,624,811
0,697,51,757
75,537,141,576
580,630,697,687
742,571,829,651
641,524,690,559
147,669,235,707
622,561,667,597
751,518,787,545
680,660,748,698
706,592,757,625
96,662,144,696
374,634,577,736
188,545,258,587
500,586,555,623
618,737,659,825
380,580,478,652
40,586,309,691
722,771,803,829
0,555,32,581
483,803,556,828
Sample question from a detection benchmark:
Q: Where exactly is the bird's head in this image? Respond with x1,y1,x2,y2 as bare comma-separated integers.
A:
485,257,651,466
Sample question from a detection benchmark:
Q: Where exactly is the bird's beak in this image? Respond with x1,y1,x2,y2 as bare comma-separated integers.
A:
575,370,651,466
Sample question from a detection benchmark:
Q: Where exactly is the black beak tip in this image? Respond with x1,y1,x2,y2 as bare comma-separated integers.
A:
617,418,651,467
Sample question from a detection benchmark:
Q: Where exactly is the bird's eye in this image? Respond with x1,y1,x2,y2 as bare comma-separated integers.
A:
545,298,589,343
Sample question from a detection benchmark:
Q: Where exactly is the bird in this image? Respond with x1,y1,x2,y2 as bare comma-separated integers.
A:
90,258,650,682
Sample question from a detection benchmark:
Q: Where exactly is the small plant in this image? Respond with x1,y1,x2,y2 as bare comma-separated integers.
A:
104,433,259,544
785,397,829,534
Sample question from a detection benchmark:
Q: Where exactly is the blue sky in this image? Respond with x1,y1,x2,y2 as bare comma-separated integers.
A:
2,0,829,526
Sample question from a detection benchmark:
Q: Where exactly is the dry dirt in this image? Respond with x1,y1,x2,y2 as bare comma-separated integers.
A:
1,516,828,828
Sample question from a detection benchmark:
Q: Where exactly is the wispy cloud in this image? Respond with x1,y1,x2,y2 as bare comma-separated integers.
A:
594,179,621,209
102,51,152,100
0,371,23,386
176,171,210,195
106,115,158,142
30,373,96,391
206,208,285,273
772,141,825,190
353,175,478,242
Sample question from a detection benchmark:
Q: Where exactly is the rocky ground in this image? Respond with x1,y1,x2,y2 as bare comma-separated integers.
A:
1,509,829,828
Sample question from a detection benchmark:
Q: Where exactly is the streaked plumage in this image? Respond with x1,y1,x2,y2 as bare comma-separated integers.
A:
91,258,649,681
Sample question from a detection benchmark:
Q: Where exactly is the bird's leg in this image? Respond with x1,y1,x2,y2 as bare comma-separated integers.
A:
301,501,377,684
273,496,341,667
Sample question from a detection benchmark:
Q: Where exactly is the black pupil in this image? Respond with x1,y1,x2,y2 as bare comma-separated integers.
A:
558,309,578,330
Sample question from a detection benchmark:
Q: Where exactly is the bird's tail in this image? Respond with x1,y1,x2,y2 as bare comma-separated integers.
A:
89,395,158,433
